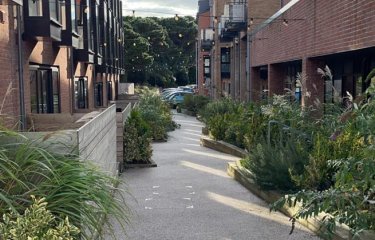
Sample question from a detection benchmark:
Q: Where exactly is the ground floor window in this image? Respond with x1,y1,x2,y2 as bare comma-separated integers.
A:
221,48,231,78
284,61,302,103
94,82,103,107
324,53,375,106
74,77,88,109
107,81,113,101
30,66,60,114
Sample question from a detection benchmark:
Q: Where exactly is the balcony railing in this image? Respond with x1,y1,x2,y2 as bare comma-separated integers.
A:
220,3,247,40
200,28,214,51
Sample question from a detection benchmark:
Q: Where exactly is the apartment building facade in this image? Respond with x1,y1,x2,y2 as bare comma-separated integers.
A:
249,0,375,107
199,0,375,107
0,0,125,130
198,0,279,100
197,0,211,96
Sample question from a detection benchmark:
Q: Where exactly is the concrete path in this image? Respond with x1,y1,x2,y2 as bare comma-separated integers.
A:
105,112,319,240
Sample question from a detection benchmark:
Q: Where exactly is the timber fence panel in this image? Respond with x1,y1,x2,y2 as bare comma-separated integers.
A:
77,105,117,176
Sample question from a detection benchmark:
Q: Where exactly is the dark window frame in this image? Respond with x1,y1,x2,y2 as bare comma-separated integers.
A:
94,82,103,107
74,77,89,109
29,65,61,114
221,48,231,78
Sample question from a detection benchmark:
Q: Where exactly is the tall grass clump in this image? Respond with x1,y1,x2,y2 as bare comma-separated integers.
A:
0,130,129,239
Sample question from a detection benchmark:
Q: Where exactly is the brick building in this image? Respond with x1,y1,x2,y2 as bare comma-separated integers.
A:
200,0,279,100
250,0,375,107
197,0,211,96
0,0,125,130
199,0,375,106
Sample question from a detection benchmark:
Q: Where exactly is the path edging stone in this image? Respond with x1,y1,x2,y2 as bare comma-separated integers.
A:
200,136,247,158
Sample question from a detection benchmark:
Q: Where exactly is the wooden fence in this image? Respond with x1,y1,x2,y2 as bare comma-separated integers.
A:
77,104,117,176
116,103,132,172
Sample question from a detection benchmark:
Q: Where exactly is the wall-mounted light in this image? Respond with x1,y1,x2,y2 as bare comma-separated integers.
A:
249,18,254,25
214,16,218,24
283,19,289,26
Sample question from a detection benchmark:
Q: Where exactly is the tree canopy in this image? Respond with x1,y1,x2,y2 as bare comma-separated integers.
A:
124,16,197,87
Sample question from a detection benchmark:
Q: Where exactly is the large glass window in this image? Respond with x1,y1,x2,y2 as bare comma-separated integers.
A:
95,82,103,107
30,66,60,114
49,0,60,21
76,0,84,26
28,0,42,16
221,48,231,78
284,62,302,103
74,77,89,109
88,0,94,50
71,0,77,32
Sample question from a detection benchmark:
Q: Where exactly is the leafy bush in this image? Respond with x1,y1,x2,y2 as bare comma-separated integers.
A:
182,95,210,115
0,196,80,239
137,92,177,141
272,84,375,237
199,98,240,125
0,131,129,240
123,110,152,163
243,135,310,191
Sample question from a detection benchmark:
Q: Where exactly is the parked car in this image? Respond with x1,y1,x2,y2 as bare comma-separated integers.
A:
165,92,192,108
177,86,194,93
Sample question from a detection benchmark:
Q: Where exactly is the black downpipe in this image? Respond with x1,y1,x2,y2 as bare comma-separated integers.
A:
16,4,25,130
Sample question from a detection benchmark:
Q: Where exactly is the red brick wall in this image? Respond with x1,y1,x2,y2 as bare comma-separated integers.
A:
251,0,375,66
198,11,210,95
24,40,72,115
0,3,20,128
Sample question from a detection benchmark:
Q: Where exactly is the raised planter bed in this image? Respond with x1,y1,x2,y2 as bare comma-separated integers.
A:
227,161,375,240
199,135,374,239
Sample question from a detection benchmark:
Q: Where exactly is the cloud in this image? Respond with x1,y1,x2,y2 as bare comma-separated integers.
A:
123,0,198,18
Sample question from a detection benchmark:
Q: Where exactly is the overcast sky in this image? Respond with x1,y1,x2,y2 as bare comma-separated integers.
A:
123,0,198,18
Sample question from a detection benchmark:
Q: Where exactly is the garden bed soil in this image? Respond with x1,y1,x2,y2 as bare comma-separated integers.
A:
123,159,157,169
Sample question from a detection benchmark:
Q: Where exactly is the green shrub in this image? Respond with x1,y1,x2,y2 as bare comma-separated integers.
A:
137,92,177,141
0,196,80,239
123,110,153,163
199,98,239,125
243,135,310,191
0,131,129,240
272,84,375,237
182,95,210,115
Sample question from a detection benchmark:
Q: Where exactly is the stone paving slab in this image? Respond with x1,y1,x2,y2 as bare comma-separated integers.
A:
104,112,320,240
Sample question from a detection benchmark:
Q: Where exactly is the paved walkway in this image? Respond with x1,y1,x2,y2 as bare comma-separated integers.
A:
105,112,319,240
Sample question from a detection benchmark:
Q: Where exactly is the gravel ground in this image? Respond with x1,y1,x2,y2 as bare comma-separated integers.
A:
103,112,320,240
